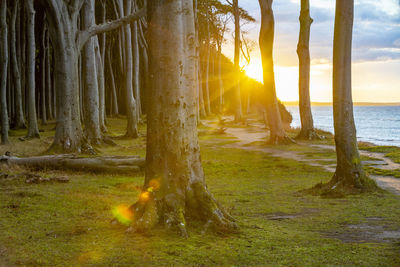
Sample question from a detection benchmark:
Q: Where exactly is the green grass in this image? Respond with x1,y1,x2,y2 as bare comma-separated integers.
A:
360,145,400,164
1,118,400,266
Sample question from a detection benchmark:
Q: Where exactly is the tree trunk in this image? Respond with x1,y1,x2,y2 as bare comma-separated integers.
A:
123,0,139,138
82,0,102,145
132,19,142,119
233,0,242,122
258,0,292,144
0,0,9,144
95,37,107,132
45,32,53,120
0,154,144,174
329,0,375,192
40,26,47,125
125,0,236,235
107,48,119,116
26,0,40,139
217,42,224,114
10,0,26,130
204,18,211,115
296,0,318,140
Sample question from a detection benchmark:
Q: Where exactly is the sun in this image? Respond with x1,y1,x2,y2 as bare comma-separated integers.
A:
244,59,264,83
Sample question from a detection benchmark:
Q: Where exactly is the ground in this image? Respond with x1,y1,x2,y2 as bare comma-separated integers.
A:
0,117,400,266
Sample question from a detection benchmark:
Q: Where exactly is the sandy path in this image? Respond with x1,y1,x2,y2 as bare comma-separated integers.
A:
205,120,400,195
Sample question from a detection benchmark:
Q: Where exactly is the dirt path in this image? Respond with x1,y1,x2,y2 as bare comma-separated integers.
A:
205,120,400,195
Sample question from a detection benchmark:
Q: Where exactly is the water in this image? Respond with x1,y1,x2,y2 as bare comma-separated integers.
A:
287,105,400,147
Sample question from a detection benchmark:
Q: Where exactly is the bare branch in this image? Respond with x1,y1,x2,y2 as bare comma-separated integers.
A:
77,7,146,51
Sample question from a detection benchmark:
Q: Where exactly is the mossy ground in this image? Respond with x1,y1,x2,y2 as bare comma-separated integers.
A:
1,118,400,266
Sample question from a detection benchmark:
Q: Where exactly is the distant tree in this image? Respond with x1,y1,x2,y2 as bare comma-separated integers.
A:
0,0,9,144
233,0,243,122
128,0,236,234
258,0,293,144
296,0,320,140
38,0,144,152
313,0,376,195
26,0,40,139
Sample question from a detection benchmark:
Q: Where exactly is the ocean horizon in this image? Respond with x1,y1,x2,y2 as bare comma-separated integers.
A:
287,105,400,147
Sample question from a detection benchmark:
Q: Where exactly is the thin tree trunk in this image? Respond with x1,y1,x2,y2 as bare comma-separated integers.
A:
26,0,40,139
0,0,9,144
123,0,139,138
233,0,242,122
132,18,141,119
40,26,47,125
258,0,292,144
10,0,25,129
82,0,102,145
126,0,236,234
45,33,53,120
329,0,375,192
217,42,224,114
296,0,318,140
107,49,119,116
204,17,211,115
94,37,107,132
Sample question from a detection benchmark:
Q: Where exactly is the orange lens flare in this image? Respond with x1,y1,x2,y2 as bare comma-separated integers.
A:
112,204,133,226
139,191,150,203
148,179,160,191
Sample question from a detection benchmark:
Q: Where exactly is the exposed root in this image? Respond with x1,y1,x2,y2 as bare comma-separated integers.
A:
295,129,323,141
268,134,296,145
115,182,237,236
303,172,379,198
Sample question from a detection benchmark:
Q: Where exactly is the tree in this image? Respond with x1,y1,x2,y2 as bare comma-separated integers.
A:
0,0,9,144
296,0,319,140
38,0,144,152
258,0,292,144
233,0,242,122
312,0,376,195
9,0,26,130
26,0,40,139
82,0,103,145
126,0,236,235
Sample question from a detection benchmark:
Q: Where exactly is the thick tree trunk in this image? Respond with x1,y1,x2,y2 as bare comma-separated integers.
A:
233,0,242,122
125,0,236,235
329,0,375,192
296,0,319,140
123,0,139,138
26,0,40,139
0,0,9,144
258,0,292,144
10,0,26,130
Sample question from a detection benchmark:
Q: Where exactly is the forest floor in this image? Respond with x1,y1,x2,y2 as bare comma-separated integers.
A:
1,117,400,266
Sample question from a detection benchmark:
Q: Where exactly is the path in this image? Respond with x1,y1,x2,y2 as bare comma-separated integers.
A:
205,120,400,195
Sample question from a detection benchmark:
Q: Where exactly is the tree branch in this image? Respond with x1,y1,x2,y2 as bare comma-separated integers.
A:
77,7,146,51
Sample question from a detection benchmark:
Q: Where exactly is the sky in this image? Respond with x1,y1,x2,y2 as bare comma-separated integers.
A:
222,0,400,103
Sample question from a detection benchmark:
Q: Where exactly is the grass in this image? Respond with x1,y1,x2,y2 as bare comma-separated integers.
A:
359,145,400,164
1,118,400,266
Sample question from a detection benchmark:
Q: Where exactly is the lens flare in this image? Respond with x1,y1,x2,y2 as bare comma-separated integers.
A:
112,204,133,225
139,191,150,203
148,179,160,191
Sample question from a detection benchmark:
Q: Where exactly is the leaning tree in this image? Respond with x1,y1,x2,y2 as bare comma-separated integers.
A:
125,0,236,235
258,0,292,144
314,0,376,194
37,0,144,152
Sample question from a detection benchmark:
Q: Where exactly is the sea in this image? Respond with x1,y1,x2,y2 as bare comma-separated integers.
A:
286,105,400,147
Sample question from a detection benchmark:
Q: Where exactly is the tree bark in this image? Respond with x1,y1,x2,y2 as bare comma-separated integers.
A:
40,25,47,125
329,0,375,192
0,154,144,174
233,0,242,122
296,0,319,140
125,0,236,235
95,37,107,132
82,0,102,145
26,0,40,139
107,48,119,116
258,0,292,144
10,0,26,130
122,0,139,138
0,0,9,144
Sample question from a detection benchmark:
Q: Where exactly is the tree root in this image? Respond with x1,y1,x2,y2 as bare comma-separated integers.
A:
268,134,296,145
115,182,237,236
303,172,379,198
295,129,323,141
